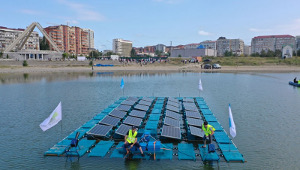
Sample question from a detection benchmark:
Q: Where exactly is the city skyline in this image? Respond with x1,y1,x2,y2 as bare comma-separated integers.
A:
2,0,300,50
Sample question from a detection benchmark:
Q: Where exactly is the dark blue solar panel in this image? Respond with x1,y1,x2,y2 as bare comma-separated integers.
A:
121,100,136,106
161,125,181,139
164,117,180,127
167,101,179,107
134,104,149,111
138,100,152,106
189,125,205,137
127,97,139,102
87,124,112,137
165,110,181,120
185,111,201,119
166,105,179,113
141,97,153,102
116,104,131,112
115,124,131,136
186,117,203,127
129,110,146,118
183,98,194,103
109,109,127,119
123,116,142,127
99,115,121,127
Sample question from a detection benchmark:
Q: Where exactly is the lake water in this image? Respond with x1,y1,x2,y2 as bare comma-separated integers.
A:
0,71,299,169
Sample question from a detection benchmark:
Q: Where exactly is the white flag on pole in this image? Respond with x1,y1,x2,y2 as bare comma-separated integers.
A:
199,78,203,91
40,102,62,131
229,104,236,138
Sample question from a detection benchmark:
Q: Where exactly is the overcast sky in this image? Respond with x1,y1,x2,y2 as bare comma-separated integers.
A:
2,0,300,50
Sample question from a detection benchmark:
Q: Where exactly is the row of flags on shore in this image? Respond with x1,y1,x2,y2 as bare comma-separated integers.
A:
39,77,236,138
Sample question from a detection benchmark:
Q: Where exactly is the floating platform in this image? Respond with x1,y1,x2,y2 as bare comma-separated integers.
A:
44,96,245,163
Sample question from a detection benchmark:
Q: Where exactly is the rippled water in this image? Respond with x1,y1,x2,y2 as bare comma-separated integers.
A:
0,71,299,169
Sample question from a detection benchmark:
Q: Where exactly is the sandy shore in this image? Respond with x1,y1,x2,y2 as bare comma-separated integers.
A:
1,60,300,73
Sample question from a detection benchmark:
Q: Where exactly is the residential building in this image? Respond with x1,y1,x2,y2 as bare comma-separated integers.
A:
296,36,300,50
244,45,251,56
112,38,132,57
155,44,166,52
144,46,156,53
251,35,296,54
0,26,39,51
44,25,90,55
216,37,244,56
82,29,94,49
184,43,200,49
199,40,216,50
282,45,293,58
170,48,216,58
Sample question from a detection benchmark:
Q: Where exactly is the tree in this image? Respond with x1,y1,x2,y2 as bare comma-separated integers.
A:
260,50,266,57
130,48,137,57
40,36,49,50
0,51,3,58
62,52,69,59
266,50,275,57
297,49,300,56
155,50,162,57
275,49,282,58
224,50,233,57
178,54,182,57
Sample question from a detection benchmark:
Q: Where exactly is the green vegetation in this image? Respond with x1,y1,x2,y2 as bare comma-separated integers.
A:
89,60,93,66
130,48,137,57
89,50,103,59
0,51,3,58
23,60,28,67
40,36,50,50
6,54,9,59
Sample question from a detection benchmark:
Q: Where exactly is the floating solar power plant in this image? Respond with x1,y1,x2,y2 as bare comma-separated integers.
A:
115,124,131,136
123,116,143,127
121,100,136,106
166,104,179,113
126,97,139,102
168,97,179,103
161,125,181,139
184,106,198,112
185,111,201,119
86,124,113,138
189,125,205,137
138,100,152,106
165,110,181,120
99,115,121,127
115,104,132,112
129,110,146,118
109,109,127,119
141,97,154,102
167,101,179,107
186,117,203,127
134,104,149,111
164,117,180,128
183,98,194,103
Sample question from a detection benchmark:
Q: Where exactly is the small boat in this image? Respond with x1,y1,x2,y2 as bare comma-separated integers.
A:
289,81,300,87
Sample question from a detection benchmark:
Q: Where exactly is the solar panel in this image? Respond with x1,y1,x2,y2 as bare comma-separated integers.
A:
164,117,180,127
141,97,153,102
138,100,152,106
116,104,131,112
189,125,205,137
87,124,113,137
115,124,132,136
184,106,198,112
127,97,139,102
123,116,142,127
167,101,179,107
99,115,121,127
109,109,127,119
134,104,149,111
129,110,146,118
166,105,179,113
121,100,136,106
168,98,179,103
165,110,181,120
185,111,201,119
183,98,194,103
186,117,203,127
161,125,181,139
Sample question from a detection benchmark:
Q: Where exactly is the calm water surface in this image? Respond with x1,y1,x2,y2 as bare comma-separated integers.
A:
0,71,299,170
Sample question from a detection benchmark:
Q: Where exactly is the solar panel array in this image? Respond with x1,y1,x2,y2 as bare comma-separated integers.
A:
165,110,181,120
115,124,132,136
141,97,153,102
123,116,143,127
168,98,179,103
134,104,149,111
186,117,203,127
138,100,152,106
166,104,179,113
127,97,139,102
87,124,113,137
186,111,201,119
121,100,136,106
167,101,179,107
189,125,205,137
183,98,194,103
99,115,121,127
109,109,127,119
116,104,131,112
164,117,180,127
129,110,146,118
161,125,181,139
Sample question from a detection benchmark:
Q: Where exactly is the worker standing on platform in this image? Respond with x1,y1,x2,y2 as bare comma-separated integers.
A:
124,126,144,157
201,121,215,148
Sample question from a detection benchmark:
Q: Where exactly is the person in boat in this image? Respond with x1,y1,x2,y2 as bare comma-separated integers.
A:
201,121,215,148
124,126,144,157
294,77,297,83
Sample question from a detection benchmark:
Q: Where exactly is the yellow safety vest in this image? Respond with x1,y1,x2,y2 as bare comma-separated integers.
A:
298,80,300,84
127,130,137,144
202,124,215,136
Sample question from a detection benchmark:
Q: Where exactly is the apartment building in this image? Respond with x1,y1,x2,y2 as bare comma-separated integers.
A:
184,43,200,49
216,37,244,56
44,25,90,55
156,44,166,52
251,35,295,54
0,26,39,51
112,38,132,57
82,29,94,49
295,36,300,50
199,40,216,50
244,45,251,56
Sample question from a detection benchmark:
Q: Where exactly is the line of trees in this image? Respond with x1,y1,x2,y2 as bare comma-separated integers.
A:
251,49,282,58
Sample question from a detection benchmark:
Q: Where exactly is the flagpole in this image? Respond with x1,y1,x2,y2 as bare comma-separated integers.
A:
61,102,63,140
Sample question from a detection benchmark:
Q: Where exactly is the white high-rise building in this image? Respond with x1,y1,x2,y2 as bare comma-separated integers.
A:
216,37,244,56
112,38,132,57
83,28,94,49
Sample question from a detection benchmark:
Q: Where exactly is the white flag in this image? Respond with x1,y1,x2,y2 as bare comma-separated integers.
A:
199,79,203,91
40,102,62,131
229,104,236,138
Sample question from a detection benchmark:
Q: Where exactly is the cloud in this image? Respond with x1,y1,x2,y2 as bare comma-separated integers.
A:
198,30,212,36
20,9,42,15
249,28,272,32
57,0,105,21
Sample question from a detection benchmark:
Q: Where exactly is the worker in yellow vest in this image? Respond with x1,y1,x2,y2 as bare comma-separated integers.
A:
124,126,144,157
201,121,215,148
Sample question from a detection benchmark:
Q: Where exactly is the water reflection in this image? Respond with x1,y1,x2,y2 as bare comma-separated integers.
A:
124,159,141,170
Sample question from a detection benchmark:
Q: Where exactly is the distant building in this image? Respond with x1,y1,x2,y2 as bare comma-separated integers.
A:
0,26,39,51
184,43,200,49
199,40,216,50
44,25,89,55
144,46,156,53
82,28,94,49
112,38,132,57
155,44,166,52
170,48,216,58
216,37,244,56
251,35,295,54
296,36,300,50
244,45,251,56
282,45,293,58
